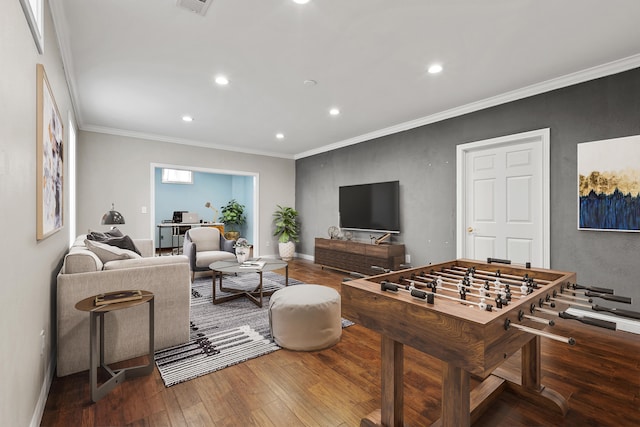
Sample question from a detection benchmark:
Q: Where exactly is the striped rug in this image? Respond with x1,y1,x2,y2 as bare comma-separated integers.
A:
155,271,353,387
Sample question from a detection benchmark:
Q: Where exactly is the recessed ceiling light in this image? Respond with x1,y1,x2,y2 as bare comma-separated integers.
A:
182,115,193,122
428,64,443,74
215,75,229,85
276,133,285,139
293,0,310,4
329,108,340,116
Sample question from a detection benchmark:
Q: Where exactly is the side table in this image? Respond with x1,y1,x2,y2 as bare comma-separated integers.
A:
75,290,155,402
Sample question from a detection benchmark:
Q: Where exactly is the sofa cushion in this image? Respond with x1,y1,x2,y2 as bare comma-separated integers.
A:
104,255,188,270
85,239,142,263
195,250,237,268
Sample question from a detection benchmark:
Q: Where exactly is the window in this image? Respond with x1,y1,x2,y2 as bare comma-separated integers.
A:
162,168,193,184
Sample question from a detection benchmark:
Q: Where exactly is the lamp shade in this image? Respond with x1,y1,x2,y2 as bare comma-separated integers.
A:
101,203,125,225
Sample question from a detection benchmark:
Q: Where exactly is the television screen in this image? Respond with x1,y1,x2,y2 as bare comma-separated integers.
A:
339,181,400,233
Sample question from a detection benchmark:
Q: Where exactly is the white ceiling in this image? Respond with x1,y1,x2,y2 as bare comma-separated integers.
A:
51,0,640,159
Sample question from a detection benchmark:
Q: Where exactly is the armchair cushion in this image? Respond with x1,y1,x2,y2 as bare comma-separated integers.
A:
195,251,236,268
183,227,237,278
188,227,221,251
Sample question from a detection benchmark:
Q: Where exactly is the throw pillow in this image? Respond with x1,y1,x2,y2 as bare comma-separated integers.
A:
87,232,141,255
85,239,142,263
87,227,124,240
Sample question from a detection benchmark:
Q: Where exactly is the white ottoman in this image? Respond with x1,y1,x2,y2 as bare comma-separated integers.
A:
269,285,342,351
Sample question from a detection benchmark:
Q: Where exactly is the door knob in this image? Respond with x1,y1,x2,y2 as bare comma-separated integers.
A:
467,227,474,233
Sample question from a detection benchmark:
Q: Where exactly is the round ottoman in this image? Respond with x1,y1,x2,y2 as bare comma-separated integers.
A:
269,285,342,351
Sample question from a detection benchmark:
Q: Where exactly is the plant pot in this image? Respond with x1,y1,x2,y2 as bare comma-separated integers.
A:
236,249,249,264
225,231,240,241
278,241,295,261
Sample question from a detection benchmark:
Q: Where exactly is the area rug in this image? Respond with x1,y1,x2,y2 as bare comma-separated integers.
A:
154,271,353,387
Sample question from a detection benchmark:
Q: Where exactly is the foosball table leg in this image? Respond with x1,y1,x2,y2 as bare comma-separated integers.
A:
360,336,404,427
494,336,569,416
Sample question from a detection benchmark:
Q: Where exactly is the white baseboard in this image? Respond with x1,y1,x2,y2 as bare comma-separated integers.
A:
296,252,313,261
30,354,55,427
566,307,640,334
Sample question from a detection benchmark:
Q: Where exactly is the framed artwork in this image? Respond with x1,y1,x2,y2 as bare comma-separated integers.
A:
578,135,640,232
19,0,44,54
36,64,64,240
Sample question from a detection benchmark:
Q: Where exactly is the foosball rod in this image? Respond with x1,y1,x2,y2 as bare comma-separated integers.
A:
410,279,496,304
446,266,548,288
380,280,496,311
552,293,640,320
518,309,555,326
565,287,632,304
411,271,527,299
437,267,538,294
504,318,575,345
406,274,516,303
450,264,553,285
569,283,615,294
531,305,617,330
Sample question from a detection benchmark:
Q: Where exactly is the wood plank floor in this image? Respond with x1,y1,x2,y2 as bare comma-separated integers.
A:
41,259,640,426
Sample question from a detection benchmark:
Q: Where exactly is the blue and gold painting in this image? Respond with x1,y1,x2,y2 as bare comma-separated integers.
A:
578,135,640,232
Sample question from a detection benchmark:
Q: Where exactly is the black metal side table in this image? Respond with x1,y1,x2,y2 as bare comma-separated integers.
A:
75,290,154,402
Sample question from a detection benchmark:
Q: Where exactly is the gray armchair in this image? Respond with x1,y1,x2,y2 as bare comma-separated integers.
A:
183,227,237,281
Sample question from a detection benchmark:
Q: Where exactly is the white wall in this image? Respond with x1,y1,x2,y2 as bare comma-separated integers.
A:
76,131,295,258
0,1,75,426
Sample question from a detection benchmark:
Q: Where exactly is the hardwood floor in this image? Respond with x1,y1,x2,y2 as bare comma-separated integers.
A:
41,259,640,426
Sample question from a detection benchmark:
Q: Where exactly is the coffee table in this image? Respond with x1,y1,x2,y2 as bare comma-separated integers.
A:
209,259,288,307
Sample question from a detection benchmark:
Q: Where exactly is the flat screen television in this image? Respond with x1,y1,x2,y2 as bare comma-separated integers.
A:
339,180,400,233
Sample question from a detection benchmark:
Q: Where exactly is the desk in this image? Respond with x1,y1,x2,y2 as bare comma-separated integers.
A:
156,223,224,255
75,290,154,402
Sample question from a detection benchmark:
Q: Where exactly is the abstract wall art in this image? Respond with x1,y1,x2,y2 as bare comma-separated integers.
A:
36,64,64,240
578,135,640,232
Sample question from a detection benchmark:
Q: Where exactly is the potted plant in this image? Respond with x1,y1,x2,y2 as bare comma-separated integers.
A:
219,199,246,241
233,238,251,263
273,205,299,261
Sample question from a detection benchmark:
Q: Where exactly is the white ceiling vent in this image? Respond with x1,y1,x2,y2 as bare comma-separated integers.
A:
177,0,213,16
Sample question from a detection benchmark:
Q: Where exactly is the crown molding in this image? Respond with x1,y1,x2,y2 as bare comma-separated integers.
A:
49,0,83,127
81,125,295,160
295,54,640,159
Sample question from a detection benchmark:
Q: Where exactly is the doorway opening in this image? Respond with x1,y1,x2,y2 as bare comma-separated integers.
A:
150,163,259,256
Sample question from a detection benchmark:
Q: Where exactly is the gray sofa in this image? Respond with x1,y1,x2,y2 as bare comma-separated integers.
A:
56,234,191,376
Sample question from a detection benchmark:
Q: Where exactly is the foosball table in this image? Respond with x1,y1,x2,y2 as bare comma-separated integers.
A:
341,258,629,427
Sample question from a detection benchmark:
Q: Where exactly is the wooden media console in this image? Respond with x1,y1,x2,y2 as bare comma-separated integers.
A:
314,238,405,276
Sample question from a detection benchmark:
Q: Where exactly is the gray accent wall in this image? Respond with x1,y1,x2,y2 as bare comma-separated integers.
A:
296,68,640,310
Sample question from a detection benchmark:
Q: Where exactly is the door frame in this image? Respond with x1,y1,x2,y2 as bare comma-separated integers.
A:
149,162,260,256
455,128,551,268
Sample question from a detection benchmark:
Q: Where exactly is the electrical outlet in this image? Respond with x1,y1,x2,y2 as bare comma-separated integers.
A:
405,254,411,264
141,206,147,214
40,330,45,356
265,240,270,247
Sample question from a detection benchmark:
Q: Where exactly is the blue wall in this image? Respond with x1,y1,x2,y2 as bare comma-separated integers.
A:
155,168,254,246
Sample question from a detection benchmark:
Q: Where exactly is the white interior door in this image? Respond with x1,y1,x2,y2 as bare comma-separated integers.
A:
456,129,550,268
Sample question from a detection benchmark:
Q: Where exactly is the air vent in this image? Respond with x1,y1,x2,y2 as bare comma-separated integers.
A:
177,0,213,16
